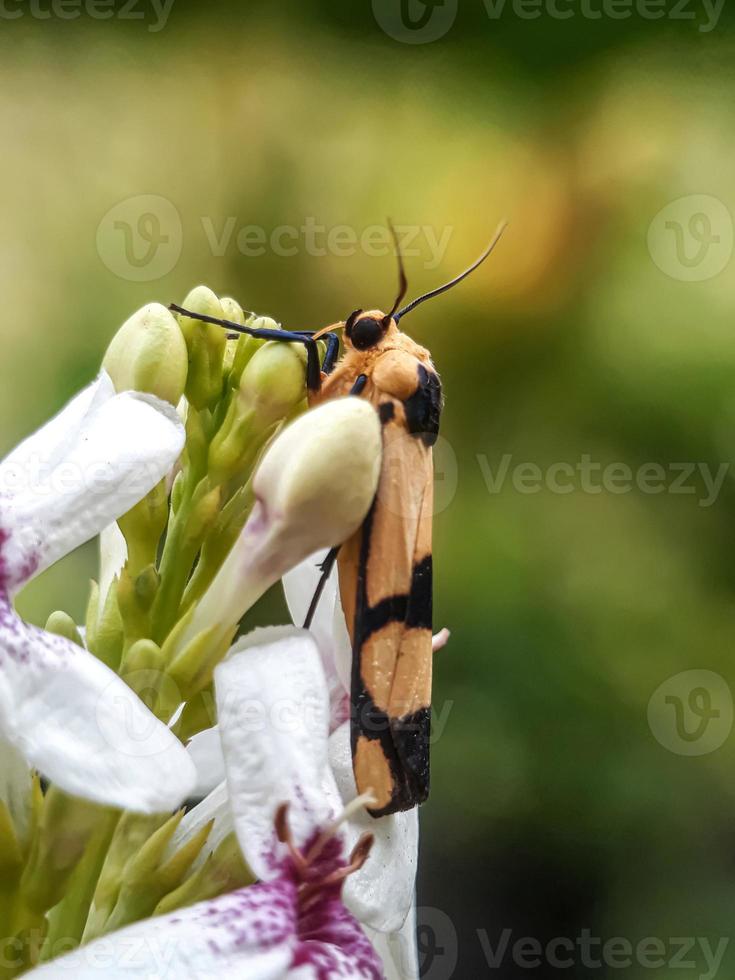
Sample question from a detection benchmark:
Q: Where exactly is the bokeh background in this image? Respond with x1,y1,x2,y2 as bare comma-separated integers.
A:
3,1,735,976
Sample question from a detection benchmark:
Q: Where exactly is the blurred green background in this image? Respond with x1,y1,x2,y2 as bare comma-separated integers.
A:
3,1,735,976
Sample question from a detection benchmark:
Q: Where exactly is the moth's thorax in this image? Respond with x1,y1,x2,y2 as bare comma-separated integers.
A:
318,313,436,403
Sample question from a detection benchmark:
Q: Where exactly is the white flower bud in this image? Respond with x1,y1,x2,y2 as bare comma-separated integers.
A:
175,398,382,657
103,304,188,405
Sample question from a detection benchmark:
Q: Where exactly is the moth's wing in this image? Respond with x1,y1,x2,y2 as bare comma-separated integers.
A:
339,401,434,816
386,460,433,809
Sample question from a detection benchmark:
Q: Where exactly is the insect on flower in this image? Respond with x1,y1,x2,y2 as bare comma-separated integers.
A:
171,220,507,816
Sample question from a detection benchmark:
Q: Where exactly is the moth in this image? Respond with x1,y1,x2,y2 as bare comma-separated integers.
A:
171,221,506,816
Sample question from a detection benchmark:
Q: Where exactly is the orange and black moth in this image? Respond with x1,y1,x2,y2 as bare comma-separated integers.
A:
171,222,505,817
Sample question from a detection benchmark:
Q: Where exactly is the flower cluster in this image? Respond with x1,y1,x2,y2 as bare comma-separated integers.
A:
0,288,430,979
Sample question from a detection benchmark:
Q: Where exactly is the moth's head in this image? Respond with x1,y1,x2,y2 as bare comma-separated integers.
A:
343,309,398,353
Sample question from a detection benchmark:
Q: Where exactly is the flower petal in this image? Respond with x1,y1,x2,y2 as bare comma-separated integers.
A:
170,779,234,871
329,723,418,933
26,882,297,979
214,627,342,880
0,373,115,484
293,899,383,980
0,735,32,847
0,606,196,812
98,521,128,618
366,901,419,980
0,389,184,592
186,726,226,798
282,551,352,722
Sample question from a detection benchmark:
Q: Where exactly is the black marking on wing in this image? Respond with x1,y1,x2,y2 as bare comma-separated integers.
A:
403,364,442,446
350,501,433,816
406,556,432,630
378,401,395,425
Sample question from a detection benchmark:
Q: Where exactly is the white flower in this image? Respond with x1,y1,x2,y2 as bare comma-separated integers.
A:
185,618,420,979
28,629,388,979
174,398,382,658
282,553,449,980
0,372,196,814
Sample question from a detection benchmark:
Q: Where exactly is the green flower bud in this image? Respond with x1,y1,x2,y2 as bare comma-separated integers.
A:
84,811,170,942
207,340,306,486
103,303,187,405
154,831,251,916
85,579,124,671
118,480,168,576
220,296,246,380
240,340,307,423
229,312,281,388
21,790,107,914
102,811,212,933
44,611,83,648
176,286,227,410
117,564,159,646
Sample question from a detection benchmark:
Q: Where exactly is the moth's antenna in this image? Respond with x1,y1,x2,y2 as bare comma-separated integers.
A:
395,220,508,322
385,219,408,323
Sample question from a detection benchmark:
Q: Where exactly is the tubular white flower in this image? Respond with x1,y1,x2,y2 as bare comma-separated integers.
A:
0,374,196,813
176,398,382,654
185,627,419,977
214,628,342,876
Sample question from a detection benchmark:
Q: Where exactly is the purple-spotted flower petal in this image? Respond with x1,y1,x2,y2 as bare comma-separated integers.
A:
0,596,196,813
214,627,342,879
28,869,383,979
0,373,195,812
27,634,386,978
0,372,184,594
183,628,417,976
27,880,297,978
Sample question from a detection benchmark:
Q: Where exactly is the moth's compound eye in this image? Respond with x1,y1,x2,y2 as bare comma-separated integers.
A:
348,317,385,351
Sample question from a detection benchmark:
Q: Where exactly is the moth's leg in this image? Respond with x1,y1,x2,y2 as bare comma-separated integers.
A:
350,374,368,396
292,331,341,378
303,546,341,629
321,334,341,375
169,304,322,392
